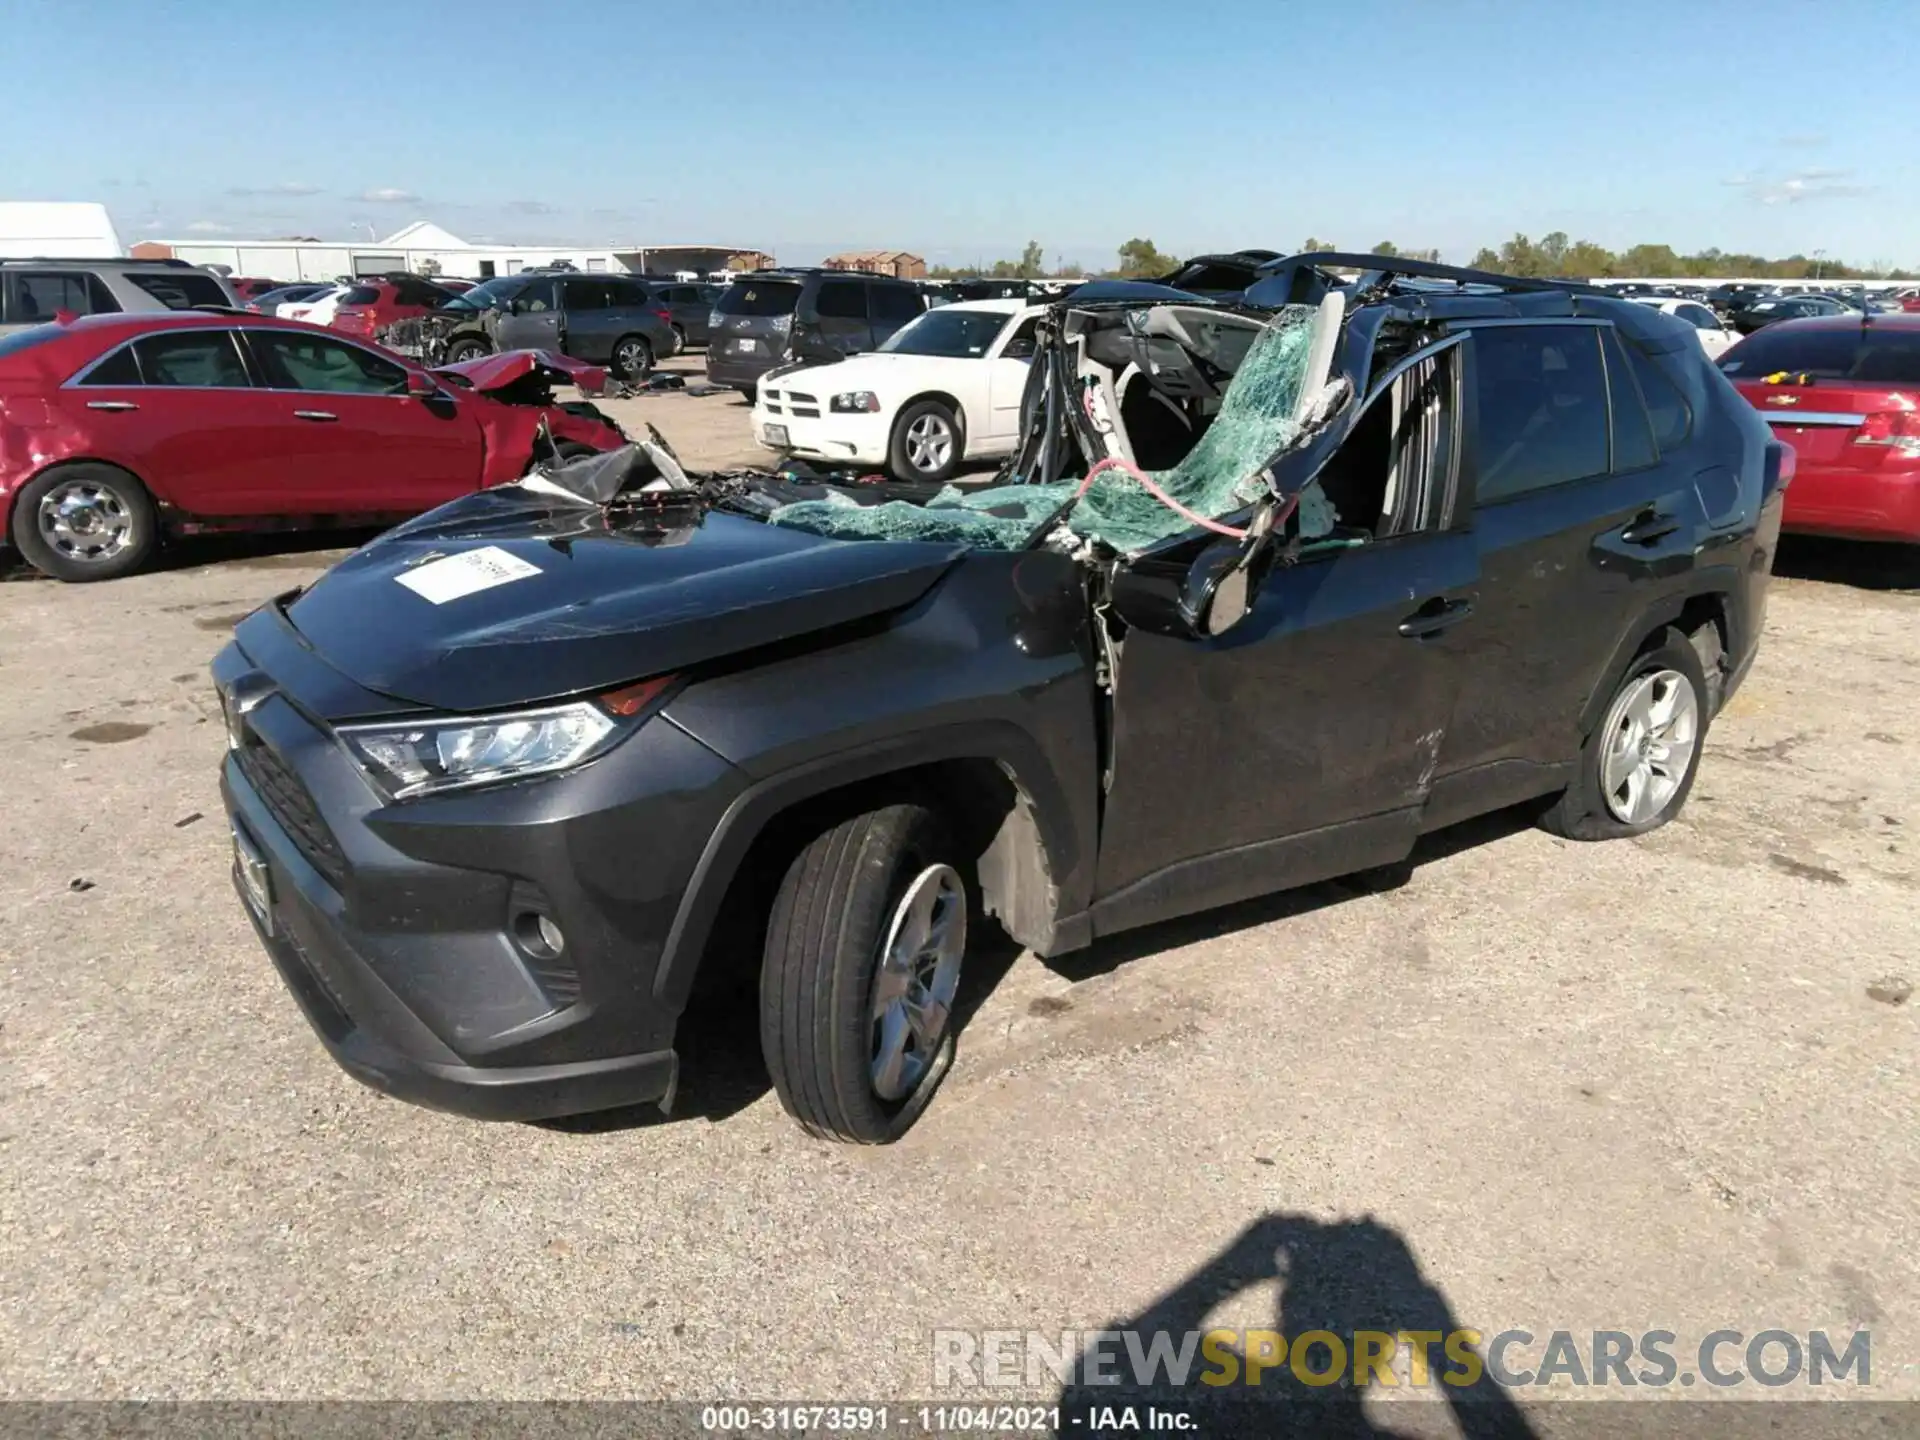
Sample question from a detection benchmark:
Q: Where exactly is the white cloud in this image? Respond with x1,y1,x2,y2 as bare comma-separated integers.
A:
185,220,231,234
505,200,557,215
1722,169,1871,205
357,187,420,204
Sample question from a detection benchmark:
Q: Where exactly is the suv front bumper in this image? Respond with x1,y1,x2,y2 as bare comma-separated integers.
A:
214,633,747,1122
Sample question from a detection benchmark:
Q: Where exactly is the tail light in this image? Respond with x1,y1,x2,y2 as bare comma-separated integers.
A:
654,309,673,325
1853,409,1920,457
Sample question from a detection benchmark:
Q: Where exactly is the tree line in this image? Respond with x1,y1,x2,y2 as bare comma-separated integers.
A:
928,235,1916,283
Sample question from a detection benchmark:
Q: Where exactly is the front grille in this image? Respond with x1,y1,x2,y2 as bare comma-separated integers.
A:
235,740,348,890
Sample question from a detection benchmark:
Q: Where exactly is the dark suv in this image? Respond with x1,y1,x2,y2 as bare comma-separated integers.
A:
213,253,1784,1143
0,258,237,335
705,268,926,394
384,272,676,380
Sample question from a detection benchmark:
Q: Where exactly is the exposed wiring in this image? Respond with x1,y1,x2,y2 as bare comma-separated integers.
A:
1072,455,1252,540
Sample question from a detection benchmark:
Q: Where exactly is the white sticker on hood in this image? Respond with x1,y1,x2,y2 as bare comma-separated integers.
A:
395,545,541,604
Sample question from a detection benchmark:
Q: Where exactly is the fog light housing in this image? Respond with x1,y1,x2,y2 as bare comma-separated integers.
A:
513,910,565,960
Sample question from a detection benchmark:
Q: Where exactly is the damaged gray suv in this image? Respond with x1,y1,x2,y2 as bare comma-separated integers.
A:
214,254,1787,1142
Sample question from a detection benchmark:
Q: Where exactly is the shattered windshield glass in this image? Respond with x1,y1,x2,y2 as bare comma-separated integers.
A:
766,304,1322,555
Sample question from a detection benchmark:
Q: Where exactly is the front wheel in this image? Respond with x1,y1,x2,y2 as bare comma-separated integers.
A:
759,803,968,1142
14,464,159,582
1539,627,1708,840
887,399,962,483
612,335,654,382
444,337,490,365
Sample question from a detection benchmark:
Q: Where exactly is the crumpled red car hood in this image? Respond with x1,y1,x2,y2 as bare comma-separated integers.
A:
432,348,608,396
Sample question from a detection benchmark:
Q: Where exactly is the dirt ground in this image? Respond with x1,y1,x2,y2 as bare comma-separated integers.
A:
0,353,1915,1411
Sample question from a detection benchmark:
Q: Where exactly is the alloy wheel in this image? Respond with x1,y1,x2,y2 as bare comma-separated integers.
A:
868,863,966,1102
904,412,955,473
1599,668,1700,824
38,480,133,565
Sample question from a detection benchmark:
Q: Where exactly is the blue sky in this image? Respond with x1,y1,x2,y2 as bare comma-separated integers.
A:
6,0,1916,270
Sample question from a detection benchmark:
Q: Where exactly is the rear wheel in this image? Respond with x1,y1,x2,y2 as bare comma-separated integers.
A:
1539,628,1708,840
670,323,688,355
612,335,654,382
759,803,968,1142
14,464,158,582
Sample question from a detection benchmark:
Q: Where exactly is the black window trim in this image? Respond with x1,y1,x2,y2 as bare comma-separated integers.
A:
1598,326,1661,476
1458,317,1617,508
235,326,414,396
65,326,256,390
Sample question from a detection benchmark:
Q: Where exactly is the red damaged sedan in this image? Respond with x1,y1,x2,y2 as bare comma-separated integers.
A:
1718,314,1920,544
0,312,625,581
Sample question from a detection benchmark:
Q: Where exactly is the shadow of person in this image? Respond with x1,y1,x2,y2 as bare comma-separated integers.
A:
1059,1212,1538,1439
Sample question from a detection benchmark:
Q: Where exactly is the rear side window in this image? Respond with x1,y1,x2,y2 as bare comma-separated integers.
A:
125,271,230,309
1602,330,1659,472
715,282,800,317
1623,342,1695,451
77,344,142,385
813,279,868,320
341,286,382,306
1471,326,1610,504
7,271,101,322
131,331,252,387
871,283,924,324
562,278,613,311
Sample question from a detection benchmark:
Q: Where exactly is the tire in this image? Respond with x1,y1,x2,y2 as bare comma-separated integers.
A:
612,334,654,382
669,323,687,355
734,385,757,399
13,464,159,582
887,399,963,483
1538,627,1709,841
759,803,968,1143
444,337,490,364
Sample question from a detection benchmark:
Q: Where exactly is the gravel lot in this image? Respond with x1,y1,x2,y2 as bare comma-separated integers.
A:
1,356,1915,1408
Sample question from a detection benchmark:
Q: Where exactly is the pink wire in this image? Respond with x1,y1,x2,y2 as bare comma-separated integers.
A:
1073,456,1251,540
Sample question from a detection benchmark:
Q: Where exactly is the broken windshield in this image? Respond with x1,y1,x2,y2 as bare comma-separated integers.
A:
765,303,1326,555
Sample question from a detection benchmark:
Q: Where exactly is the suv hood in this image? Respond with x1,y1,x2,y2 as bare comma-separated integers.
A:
281,487,965,714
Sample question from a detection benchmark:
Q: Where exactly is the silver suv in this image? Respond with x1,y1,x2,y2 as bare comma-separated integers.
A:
0,259,238,335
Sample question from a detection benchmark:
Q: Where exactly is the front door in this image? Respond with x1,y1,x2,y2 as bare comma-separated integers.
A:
493,277,563,355
986,315,1039,440
1093,345,1479,936
244,329,479,513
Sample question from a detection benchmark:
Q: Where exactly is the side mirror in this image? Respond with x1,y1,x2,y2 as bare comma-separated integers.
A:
406,370,440,398
1109,504,1278,640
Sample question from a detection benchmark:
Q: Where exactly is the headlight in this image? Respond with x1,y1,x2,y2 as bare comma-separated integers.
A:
831,391,881,413
338,675,676,800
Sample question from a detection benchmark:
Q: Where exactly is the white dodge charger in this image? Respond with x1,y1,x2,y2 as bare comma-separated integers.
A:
751,299,1042,482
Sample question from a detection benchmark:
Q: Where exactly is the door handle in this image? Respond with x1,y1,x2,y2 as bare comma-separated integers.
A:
1620,511,1679,546
292,410,338,422
85,400,138,411
1399,598,1474,638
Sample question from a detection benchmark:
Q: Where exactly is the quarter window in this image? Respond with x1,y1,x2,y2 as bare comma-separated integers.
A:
814,279,868,320
1471,326,1610,504
1623,342,1694,451
124,271,229,309
1602,330,1659,472
77,344,143,386
249,331,408,394
870,282,924,324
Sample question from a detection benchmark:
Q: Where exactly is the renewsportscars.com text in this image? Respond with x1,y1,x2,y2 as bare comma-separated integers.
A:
933,1327,1873,1390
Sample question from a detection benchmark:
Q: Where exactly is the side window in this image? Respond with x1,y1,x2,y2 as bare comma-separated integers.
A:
1000,315,1040,357
615,281,656,308
562,278,612,311
77,344,143,386
512,278,557,313
814,279,868,320
1470,326,1609,504
1679,304,1719,330
870,282,924,324
87,275,123,314
250,331,407,394
9,271,97,321
1602,330,1659,472
1622,341,1693,451
1304,342,1462,543
130,331,253,387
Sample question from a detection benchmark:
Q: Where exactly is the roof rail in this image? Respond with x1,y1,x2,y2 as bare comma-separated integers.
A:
1264,251,1603,297
0,255,197,268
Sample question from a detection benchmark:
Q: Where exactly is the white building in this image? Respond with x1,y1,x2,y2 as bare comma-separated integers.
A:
0,201,124,259
131,220,771,282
